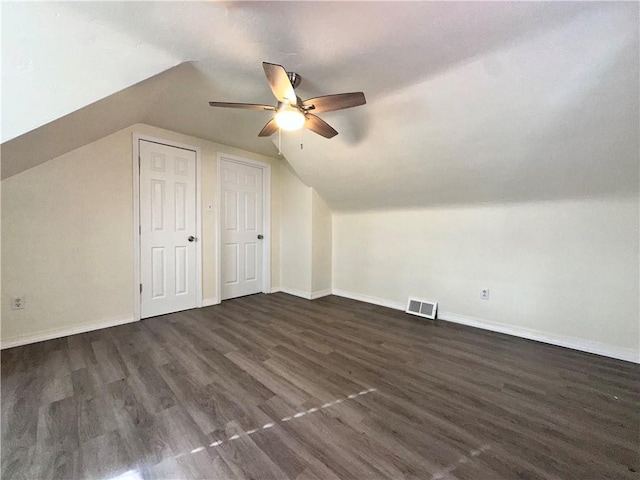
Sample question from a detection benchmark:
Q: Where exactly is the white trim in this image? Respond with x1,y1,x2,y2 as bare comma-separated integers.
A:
310,289,332,300
277,287,332,300
331,288,405,311
202,298,219,307
270,286,282,294
216,153,272,303
1,315,136,350
331,289,639,364
278,287,312,300
437,312,639,364
132,135,141,321
133,133,203,320
195,147,203,309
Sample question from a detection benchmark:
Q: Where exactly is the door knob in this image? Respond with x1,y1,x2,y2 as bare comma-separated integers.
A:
188,236,196,242
257,234,264,240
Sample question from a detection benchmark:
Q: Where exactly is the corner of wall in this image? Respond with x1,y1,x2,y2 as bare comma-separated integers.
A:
279,160,313,293
311,190,332,293
278,158,334,299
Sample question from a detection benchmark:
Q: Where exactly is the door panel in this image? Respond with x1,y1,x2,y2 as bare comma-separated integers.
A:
221,159,263,300
140,140,198,318
224,243,239,285
245,243,258,281
151,247,165,298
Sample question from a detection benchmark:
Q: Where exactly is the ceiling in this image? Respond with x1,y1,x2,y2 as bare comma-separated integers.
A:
2,2,638,210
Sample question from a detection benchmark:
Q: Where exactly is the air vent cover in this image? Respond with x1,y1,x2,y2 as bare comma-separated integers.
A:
406,297,438,320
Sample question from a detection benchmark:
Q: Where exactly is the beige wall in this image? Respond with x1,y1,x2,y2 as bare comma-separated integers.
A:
278,162,333,298
333,196,640,362
279,162,312,294
311,190,332,293
1,123,281,345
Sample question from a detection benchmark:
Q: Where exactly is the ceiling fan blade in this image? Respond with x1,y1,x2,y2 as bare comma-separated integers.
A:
209,102,275,111
305,114,338,139
258,118,278,137
263,62,297,103
302,92,366,114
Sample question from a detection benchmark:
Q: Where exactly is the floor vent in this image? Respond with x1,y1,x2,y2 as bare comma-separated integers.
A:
406,297,438,320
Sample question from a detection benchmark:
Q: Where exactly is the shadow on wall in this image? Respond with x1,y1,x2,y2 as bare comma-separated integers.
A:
339,108,370,146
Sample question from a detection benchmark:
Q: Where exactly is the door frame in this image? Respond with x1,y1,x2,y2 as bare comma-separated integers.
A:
132,133,203,321
216,153,271,303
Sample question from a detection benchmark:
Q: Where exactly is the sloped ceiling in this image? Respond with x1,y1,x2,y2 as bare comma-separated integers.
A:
2,2,638,210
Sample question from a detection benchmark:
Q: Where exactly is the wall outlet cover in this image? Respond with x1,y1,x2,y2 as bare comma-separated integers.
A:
11,296,25,310
481,289,490,300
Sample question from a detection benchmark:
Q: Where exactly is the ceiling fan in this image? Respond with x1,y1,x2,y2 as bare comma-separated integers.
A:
209,62,366,139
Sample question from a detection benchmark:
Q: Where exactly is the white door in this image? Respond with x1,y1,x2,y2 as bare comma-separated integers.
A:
221,159,264,300
140,140,198,318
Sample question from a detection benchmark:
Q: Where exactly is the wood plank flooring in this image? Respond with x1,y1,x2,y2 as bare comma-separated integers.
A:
2,293,639,479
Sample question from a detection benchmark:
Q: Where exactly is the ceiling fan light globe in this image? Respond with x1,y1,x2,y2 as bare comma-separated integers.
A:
275,108,305,131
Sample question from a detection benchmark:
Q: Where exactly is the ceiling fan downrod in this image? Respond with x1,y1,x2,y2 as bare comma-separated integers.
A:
287,72,301,89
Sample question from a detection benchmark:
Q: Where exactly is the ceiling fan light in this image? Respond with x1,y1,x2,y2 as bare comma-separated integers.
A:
275,107,305,131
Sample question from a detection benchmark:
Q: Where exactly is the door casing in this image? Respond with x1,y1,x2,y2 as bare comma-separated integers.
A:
216,153,271,304
132,133,203,321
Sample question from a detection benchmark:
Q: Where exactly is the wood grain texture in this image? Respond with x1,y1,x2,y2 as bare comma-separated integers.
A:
2,293,639,479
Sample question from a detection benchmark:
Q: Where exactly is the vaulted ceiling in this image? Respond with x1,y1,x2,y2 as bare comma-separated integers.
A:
2,2,638,210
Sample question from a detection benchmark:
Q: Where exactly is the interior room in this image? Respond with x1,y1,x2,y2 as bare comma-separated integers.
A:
1,2,638,479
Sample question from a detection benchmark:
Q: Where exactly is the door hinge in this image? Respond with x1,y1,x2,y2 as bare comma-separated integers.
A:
139,225,141,235
138,156,141,167
140,283,143,294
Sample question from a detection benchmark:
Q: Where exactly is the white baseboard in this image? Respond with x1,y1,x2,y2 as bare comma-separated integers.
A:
310,289,332,300
438,311,639,364
201,298,219,307
1,314,137,350
276,287,332,300
331,289,639,364
270,286,282,294
278,287,312,300
332,288,405,311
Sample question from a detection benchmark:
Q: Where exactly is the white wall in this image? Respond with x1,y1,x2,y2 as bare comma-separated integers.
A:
279,4,638,213
333,196,640,362
2,2,182,142
1,123,281,346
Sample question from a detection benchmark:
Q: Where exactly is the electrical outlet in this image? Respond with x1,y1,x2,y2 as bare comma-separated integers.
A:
11,296,25,310
481,288,490,300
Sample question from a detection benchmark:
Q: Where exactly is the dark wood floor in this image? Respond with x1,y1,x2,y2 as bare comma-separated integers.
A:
2,293,639,479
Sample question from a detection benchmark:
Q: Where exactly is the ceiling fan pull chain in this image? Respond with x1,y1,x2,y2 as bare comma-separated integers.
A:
300,126,304,150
